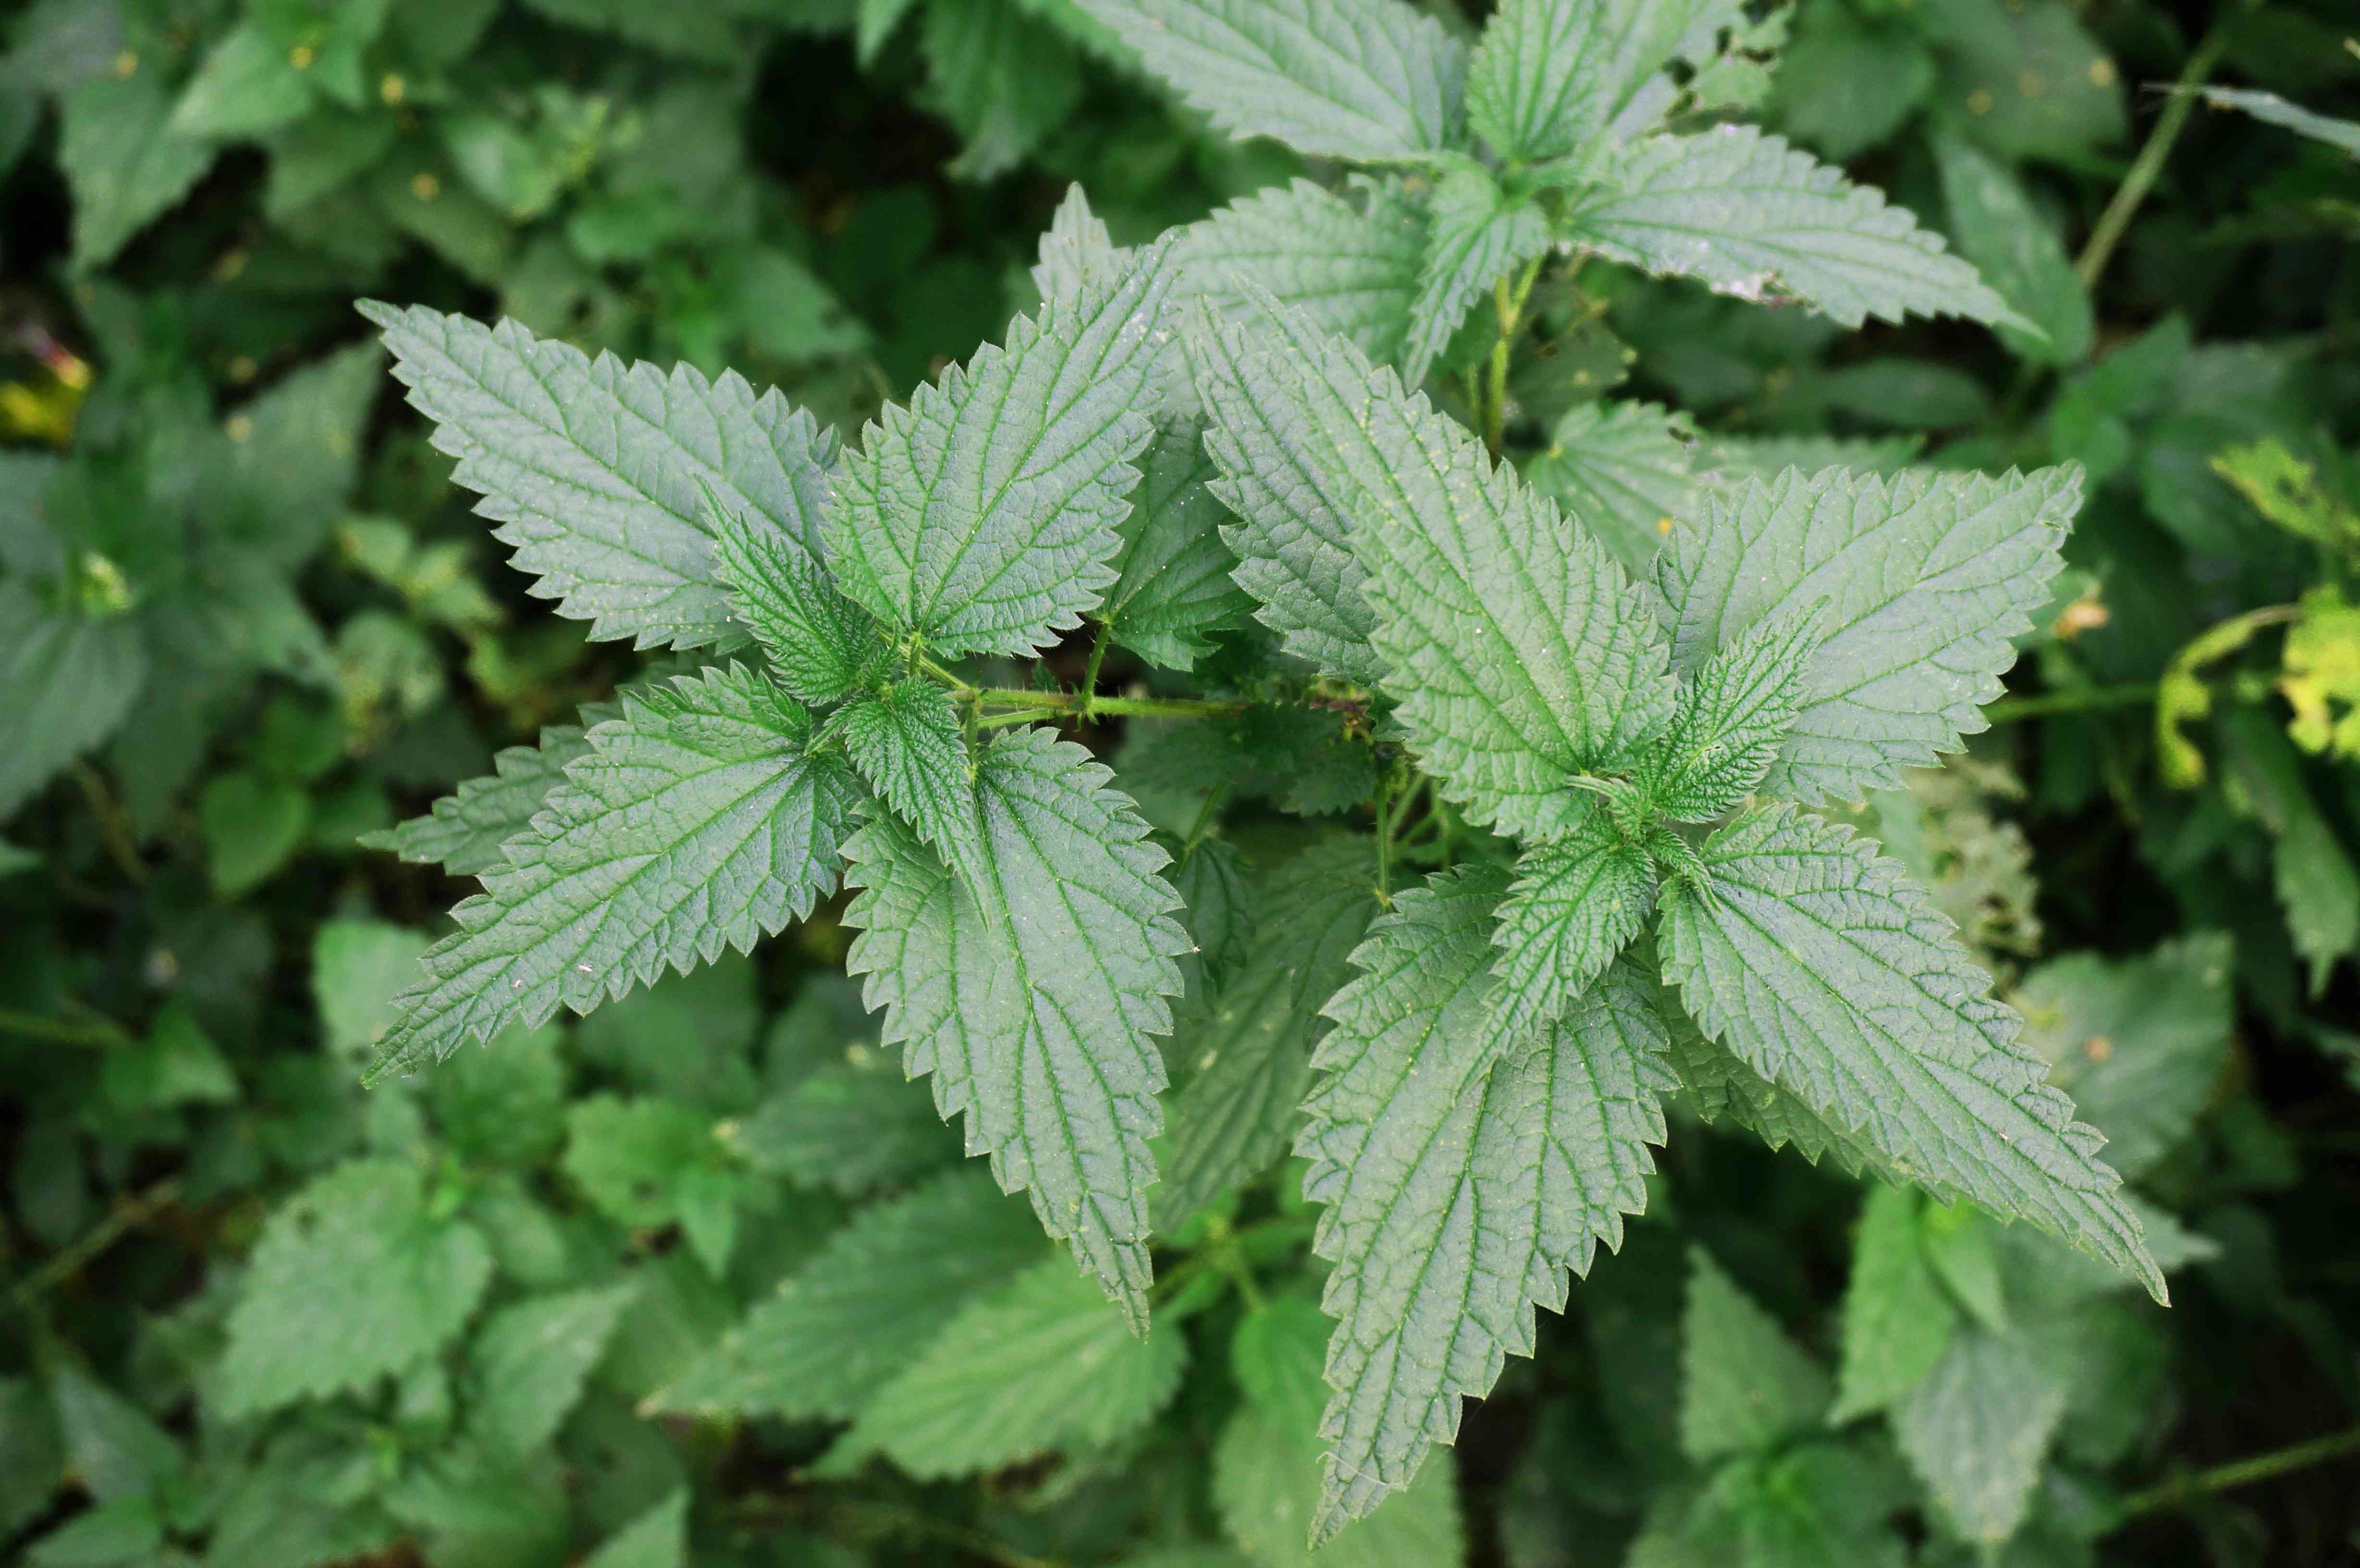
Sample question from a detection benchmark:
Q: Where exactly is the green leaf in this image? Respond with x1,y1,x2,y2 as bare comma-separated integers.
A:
220,1158,494,1417
1770,2,1934,162
563,1095,743,1274
2216,709,2360,998
171,22,314,140
836,680,989,898
2015,934,2233,1182
732,1046,957,1196
2200,86,2360,158
0,583,146,820
1403,168,1552,386
826,238,1175,657
1654,465,2077,806
362,302,837,652
1484,808,1656,1052
313,919,434,1062
48,1369,179,1505
1930,128,2090,368
1564,126,2026,332
428,1023,568,1170
1187,298,1385,686
1299,867,1672,1538
1155,841,1378,1229
1830,1183,1959,1423
1894,1327,2074,1544
918,0,1083,182
1078,0,1467,162
1465,0,1696,164
0,1378,63,1537
1658,806,2162,1300
1178,177,1428,373
359,723,594,876
1919,1201,2009,1332
24,1495,162,1567
706,489,882,708
1680,1246,1831,1462
1203,292,1678,838
1213,1299,1467,1568
370,666,860,1078
1522,400,1701,575
581,1489,687,1568
1641,606,1825,822
519,0,743,59
652,1167,1046,1421
59,71,217,270
1033,182,1119,308
198,770,311,897
1102,419,1257,671
468,1284,638,1458
842,725,1189,1323
842,1257,1187,1477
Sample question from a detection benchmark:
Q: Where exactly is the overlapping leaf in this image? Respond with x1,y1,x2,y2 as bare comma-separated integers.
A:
1563,126,2026,331
369,666,860,1078
361,723,594,876
362,303,836,651
1402,169,1551,386
1465,0,1697,164
707,490,881,707
1521,400,1701,574
1101,419,1257,671
836,680,989,899
1658,806,2162,1298
1080,0,1467,163
842,725,1190,1324
1654,465,2077,805
1299,867,1672,1539
1642,606,1825,821
1178,177,1429,372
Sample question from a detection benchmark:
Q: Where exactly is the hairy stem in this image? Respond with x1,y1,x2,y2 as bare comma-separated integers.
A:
1483,254,1548,455
966,686,1252,721
2114,1423,2360,1521
1077,620,1114,719
2077,22,2233,290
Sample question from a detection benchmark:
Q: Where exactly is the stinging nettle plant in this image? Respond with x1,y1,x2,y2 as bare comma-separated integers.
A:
359,0,2163,1545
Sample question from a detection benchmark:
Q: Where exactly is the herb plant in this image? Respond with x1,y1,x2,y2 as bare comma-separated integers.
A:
6,0,2359,1565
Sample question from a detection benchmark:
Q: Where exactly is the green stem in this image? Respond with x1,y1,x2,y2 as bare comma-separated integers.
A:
1077,621,1114,719
2076,22,2234,290
0,1005,129,1050
966,686,1251,721
974,707,1057,730
71,764,146,887
1985,683,2160,724
1483,255,1548,455
9,1179,180,1311
1182,784,1229,851
2114,1423,2360,1521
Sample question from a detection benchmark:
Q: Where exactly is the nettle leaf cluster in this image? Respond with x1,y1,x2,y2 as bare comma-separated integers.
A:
363,0,2162,1541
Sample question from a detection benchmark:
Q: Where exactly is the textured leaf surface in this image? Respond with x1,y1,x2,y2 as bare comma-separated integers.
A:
221,1159,493,1416
836,681,989,899
1659,806,2161,1299
1033,183,1119,308
845,1257,1187,1476
707,491,881,707
1565,126,2024,331
1830,1183,1957,1422
1102,419,1256,670
1204,293,1677,837
826,241,1176,657
842,725,1189,1323
1930,127,2091,367
1300,868,1672,1537
1178,178,1428,372
360,723,593,877
1680,1247,1831,1461
371,667,859,1077
468,1284,637,1458
1156,842,1377,1229
1485,809,1656,1052
1465,0,1694,163
1522,400,1700,575
1894,1327,2073,1544
363,303,836,651
1402,169,1551,386
733,1051,956,1197
1188,299,1384,686
0,585,147,821
1079,0,1466,162
1654,465,2077,805
1642,607,1823,822
652,1168,1046,1421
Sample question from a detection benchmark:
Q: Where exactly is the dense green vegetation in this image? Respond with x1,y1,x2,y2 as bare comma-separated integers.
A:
2,1,2357,1566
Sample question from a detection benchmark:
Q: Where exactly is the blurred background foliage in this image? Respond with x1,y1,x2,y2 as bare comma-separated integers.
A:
1,0,2357,1565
